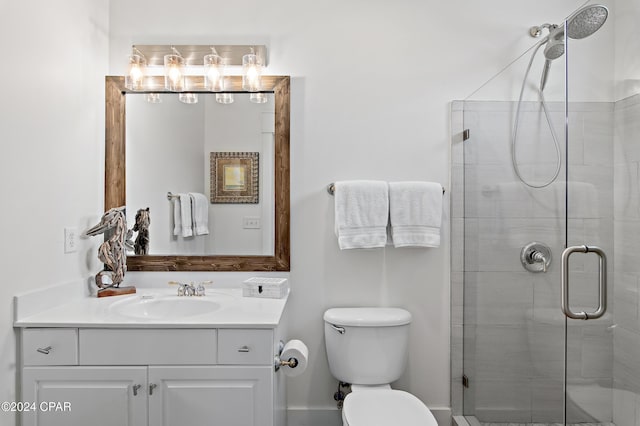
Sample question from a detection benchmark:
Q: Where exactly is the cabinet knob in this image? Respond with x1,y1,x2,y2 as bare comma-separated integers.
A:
238,346,250,353
149,383,157,395
132,384,142,396
36,346,52,355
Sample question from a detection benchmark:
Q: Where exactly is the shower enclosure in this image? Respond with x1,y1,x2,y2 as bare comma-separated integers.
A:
451,2,640,425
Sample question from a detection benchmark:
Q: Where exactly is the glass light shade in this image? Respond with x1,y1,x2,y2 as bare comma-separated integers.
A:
242,53,262,92
144,93,162,103
216,93,234,104
178,93,198,104
125,54,146,91
204,54,224,92
249,93,268,104
164,54,185,92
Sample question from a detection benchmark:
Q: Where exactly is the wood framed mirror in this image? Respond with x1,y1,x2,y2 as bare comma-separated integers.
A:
105,75,290,271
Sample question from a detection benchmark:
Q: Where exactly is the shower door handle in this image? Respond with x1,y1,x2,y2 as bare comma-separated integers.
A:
561,245,607,320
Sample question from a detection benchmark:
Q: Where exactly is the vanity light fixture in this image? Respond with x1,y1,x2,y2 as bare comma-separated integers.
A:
164,46,185,92
242,48,263,92
178,93,198,104
127,45,268,92
216,93,234,104
204,47,224,92
125,47,147,91
250,93,268,104
144,93,162,103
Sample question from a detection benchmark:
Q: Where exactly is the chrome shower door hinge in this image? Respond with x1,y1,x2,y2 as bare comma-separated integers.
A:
462,374,469,388
463,129,470,141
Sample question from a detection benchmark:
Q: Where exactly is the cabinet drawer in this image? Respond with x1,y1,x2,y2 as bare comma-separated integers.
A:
218,329,273,365
22,329,78,366
79,329,217,365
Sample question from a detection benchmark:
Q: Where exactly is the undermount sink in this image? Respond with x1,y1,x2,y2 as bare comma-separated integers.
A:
110,295,223,320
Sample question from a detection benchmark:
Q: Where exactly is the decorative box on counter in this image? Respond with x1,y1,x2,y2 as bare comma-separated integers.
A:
242,277,289,299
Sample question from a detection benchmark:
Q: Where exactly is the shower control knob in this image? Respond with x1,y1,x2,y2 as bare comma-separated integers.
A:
521,242,552,273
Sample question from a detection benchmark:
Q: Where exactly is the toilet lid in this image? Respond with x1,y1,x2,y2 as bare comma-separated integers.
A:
343,390,437,426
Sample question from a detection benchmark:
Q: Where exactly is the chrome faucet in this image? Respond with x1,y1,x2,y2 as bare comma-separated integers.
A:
176,282,195,296
175,281,208,296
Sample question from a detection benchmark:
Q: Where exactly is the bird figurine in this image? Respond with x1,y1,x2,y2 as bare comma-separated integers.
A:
127,207,150,255
86,206,136,297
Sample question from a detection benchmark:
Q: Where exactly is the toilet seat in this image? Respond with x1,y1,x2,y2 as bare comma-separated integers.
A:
342,389,437,426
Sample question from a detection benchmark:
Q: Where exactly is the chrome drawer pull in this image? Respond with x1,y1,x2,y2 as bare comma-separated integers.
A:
149,383,157,395
238,346,251,353
132,384,142,396
37,346,52,355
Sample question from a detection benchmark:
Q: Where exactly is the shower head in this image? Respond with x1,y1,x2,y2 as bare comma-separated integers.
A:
543,27,565,60
535,4,608,91
566,4,608,40
530,4,609,44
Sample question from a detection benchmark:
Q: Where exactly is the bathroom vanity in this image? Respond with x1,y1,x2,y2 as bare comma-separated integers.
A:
14,285,289,426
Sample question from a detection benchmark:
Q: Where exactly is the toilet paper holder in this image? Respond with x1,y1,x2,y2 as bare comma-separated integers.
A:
274,340,299,371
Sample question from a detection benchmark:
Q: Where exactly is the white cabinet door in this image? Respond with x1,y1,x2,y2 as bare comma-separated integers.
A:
21,366,147,426
148,365,273,426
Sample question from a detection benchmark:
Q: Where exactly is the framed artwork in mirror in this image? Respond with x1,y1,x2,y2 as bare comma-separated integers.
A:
210,151,259,203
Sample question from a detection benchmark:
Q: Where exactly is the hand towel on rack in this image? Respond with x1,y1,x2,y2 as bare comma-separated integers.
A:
389,181,442,248
179,193,193,237
173,197,182,237
189,192,210,236
334,180,389,249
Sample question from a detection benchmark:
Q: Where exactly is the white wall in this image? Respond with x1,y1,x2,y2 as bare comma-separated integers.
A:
108,0,615,419
0,1,109,424
614,0,640,100
203,95,274,255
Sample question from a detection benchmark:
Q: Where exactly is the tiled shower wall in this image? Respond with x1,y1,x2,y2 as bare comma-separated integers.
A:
451,99,616,424
612,93,640,425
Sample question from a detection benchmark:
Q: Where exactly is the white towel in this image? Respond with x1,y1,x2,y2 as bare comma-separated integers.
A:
389,181,442,248
179,193,193,237
334,180,389,249
189,192,210,236
173,198,182,236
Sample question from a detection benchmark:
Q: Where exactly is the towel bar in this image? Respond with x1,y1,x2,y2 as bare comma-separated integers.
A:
167,192,180,200
326,183,445,196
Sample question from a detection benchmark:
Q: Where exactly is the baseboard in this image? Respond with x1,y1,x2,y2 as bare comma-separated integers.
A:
287,407,452,426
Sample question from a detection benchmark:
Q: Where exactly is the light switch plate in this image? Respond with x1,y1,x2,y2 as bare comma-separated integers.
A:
64,227,78,253
242,217,261,229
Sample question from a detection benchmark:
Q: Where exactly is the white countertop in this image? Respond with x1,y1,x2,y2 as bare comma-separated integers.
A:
14,287,288,329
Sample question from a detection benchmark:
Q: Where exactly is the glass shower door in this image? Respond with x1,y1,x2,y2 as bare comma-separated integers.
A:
563,21,615,425
460,50,569,421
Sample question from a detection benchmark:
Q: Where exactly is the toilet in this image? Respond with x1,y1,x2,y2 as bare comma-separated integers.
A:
323,307,438,426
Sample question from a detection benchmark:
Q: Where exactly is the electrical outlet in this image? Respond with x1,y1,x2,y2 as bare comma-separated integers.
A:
64,227,78,253
242,217,261,229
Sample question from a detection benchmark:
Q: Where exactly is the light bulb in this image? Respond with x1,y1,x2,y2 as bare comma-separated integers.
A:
179,93,198,104
216,93,234,104
125,54,146,91
242,53,262,92
204,53,224,92
164,54,185,92
250,93,268,104
145,93,162,103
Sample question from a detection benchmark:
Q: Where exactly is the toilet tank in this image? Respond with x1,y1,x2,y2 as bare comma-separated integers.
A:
323,307,412,385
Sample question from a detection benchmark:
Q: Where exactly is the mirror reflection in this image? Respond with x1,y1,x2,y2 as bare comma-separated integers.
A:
126,93,275,256
105,75,290,272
